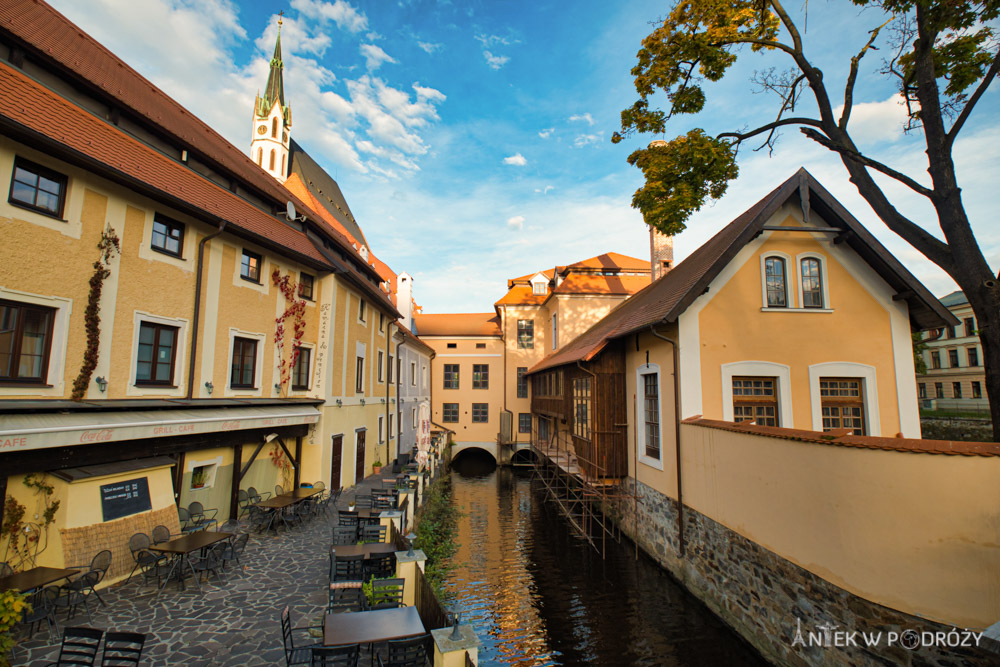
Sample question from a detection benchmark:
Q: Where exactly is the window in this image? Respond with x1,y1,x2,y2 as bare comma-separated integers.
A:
355,356,364,393
953,382,963,398
930,351,941,369
443,364,459,389
764,257,787,307
240,249,261,283
964,317,975,337
819,378,865,434
552,313,558,350
516,367,528,398
532,281,546,295
0,300,54,382
472,403,488,423
446,343,457,349
231,337,258,388
732,377,778,426
358,299,366,322
299,273,315,300
972,381,982,398
517,319,534,349
412,408,417,428
472,364,489,389
269,150,275,170
935,382,944,398
388,414,394,438
256,148,262,165
9,157,67,218
968,347,979,366
378,416,384,443
271,117,278,138
518,413,531,433
573,378,592,439
151,214,184,257
379,313,385,333
442,403,458,422
918,383,926,399
388,355,394,383
292,347,311,389
135,322,177,385
475,343,485,349
800,258,823,308
411,361,416,386
642,373,660,459
377,351,385,383
949,349,960,368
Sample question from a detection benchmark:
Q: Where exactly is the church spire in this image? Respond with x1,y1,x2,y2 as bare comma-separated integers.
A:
262,14,285,112
250,12,292,184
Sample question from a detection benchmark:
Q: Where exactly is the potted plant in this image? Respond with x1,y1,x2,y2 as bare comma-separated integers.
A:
372,460,383,475
191,469,206,489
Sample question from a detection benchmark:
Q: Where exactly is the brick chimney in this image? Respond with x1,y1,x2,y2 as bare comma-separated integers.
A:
650,226,674,281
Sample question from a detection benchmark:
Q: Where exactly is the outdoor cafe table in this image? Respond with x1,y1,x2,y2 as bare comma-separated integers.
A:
323,606,424,646
283,487,322,500
0,566,79,593
148,530,233,598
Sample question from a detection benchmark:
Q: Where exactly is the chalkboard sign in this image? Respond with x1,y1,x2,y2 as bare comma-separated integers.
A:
100,478,152,522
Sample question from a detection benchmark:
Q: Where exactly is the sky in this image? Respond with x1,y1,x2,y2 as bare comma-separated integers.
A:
48,0,1000,313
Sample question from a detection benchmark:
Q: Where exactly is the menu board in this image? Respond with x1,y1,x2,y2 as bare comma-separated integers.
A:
100,478,152,521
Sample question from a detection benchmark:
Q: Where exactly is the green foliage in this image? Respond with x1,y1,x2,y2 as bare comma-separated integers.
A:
0,589,29,666
413,473,460,598
912,332,929,374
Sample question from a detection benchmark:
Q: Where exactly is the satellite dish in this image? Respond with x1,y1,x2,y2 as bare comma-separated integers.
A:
286,200,297,221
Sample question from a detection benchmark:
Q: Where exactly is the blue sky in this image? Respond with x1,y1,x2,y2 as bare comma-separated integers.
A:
49,0,999,313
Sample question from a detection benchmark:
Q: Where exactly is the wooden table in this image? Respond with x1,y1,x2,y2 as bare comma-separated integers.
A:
330,543,396,559
254,496,297,509
283,487,322,500
149,531,233,598
323,606,425,646
0,566,79,593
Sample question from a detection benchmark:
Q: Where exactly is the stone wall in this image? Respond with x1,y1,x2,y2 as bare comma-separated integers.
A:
919,418,993,442
613,478,998,666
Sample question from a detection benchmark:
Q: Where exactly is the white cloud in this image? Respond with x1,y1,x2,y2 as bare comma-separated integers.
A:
483,51,509,70
360,44,397,70
475,34,513,47
507,215,525,230
569,112,595,125
538,128,554,138
290,0,368,33
257,16,331,56
574,133,602,147
366,31,383,40
417,41,442,53
534,185,554,195
503,153,527,166
832,95,910,147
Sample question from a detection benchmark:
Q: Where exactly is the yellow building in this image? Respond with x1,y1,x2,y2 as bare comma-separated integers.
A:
915,290,990,411
0,1,402,579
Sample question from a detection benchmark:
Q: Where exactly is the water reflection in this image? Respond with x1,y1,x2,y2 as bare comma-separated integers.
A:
445,453,766,666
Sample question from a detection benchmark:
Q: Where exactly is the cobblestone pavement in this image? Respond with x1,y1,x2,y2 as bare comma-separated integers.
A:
11,476,390,666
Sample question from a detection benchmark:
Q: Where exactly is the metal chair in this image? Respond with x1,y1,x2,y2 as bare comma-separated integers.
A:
330,553,364,583
331,526,357,546
100,631,146,666
275,484,285,496
337,511,359,529
368,578,405,610
376,634,430,667
248,486,271,501
187,501,219,530
221,533,250,569
177,507,200,534
125,533,165,586
237,489,252,518
0,561,12,578
352,494,373,510
311,643,360,666
326,586,365,614
19,585,59,638
190,542,228,585
220,519,240,533
50,626,104,666
372,495,395,512
61,549,111,614
280,605,321,667
360,524,387,545
364,553,396,582
151,525,172,544
313,481,326,490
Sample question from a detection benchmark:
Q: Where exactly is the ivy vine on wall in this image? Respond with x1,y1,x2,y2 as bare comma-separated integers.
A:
271,268,306,394
70,224,120,400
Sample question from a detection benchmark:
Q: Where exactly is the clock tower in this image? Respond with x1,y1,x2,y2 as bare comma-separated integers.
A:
251,15,292,183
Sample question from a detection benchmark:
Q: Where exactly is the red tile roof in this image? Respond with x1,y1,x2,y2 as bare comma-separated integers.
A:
551,274,650,296
557,252,650,273
413,313,502,337
685,417,1000,456
495,285,547,307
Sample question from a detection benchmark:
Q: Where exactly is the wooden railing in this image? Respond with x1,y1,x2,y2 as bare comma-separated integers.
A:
414,560,450,630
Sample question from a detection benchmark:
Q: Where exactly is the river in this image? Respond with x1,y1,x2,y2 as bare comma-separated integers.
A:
442,453,767,666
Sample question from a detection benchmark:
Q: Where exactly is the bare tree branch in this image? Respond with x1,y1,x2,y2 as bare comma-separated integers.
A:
946,50,1000,146
841,18,892,130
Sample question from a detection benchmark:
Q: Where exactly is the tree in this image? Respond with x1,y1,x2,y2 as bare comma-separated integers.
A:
613,0,1000,441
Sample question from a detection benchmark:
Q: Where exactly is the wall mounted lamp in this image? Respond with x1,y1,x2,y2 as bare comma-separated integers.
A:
204,381,214,395
360,398,366,406
336,399,343,407
95,376,108,393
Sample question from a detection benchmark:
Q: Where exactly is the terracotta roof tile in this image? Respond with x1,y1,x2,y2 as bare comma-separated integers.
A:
551,274,650,296
413,313,502,337
495,285,547,307
558,252,650,272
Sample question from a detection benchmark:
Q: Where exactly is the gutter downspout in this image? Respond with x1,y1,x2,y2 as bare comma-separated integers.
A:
396,332,404,459
385,321,392,465
187,222,228,399
649,324,684,558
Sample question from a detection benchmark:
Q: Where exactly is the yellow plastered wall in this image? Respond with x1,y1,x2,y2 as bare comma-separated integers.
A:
550,295,621,349
680,423,1000,629
697,214,902,435
425,336,504,445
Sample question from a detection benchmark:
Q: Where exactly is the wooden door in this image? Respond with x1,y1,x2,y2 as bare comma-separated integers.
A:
354,430,366,483
330,435,343,489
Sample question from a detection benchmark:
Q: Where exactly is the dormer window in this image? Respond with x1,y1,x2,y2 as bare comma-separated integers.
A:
764,256,788,308
532,282,546,295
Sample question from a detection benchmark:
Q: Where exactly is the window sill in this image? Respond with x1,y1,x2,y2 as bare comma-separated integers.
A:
239,275,262,285
639,455,664,471
8,199,66,221
0,381,52,387
760,307,833,313
134,382,177,388
151,246,185,260
231,385,258,390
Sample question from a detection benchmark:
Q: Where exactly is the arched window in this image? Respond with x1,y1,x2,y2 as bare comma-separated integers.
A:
764,257,787,307
271,117,278,138
269,150,275,170
801,258,823,308
256,148,262,165
281,154,286,175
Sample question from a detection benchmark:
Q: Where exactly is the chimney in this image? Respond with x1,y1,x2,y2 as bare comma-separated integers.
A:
396,272,413,328
647,139,673,281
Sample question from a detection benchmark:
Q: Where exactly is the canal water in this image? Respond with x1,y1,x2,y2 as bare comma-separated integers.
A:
444,453,767,666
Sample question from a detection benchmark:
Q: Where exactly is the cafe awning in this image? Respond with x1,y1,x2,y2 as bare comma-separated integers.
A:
0,404,320,453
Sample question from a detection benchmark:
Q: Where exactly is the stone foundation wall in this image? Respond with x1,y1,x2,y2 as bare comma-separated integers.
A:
612,478,998,666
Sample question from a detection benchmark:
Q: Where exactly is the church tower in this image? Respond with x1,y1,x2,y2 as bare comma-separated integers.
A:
251,16,292,183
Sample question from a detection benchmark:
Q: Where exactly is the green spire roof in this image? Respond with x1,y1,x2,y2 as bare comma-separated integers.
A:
259,22,290,124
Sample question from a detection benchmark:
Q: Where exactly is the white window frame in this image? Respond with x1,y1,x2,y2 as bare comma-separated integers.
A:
377,350,385,383
721,361,793,427
808,362,880,436
388,413,395,438
226,328,266,396
636,363,664,470
378,415,385,444
410,361,416,386
0,288,72,397
795,252,831,310
290,343,314,393
128,311,189,397
552,313,558,350
412,407,417,428
760,251,793,309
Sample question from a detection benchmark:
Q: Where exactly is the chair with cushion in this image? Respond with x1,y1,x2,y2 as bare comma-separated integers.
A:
330,553,364,584
376,634,431,667
311,643,360,666
280,605,321,667
187,502,219,531
100,631,146,666
368,578,405,610
47,626,104,667
360,524,387,545
326,586,365,614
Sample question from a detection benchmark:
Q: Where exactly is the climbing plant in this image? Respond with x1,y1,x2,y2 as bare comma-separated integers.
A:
71,224,120,400
1,475,60,571
269,442,293,488
271,269,306,394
